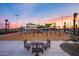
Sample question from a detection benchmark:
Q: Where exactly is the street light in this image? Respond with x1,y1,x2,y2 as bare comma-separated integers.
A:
15,14,19,28
5,19,8,30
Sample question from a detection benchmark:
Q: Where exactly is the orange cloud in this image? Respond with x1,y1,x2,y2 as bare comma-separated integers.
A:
10,23,17,29
47,15,79,29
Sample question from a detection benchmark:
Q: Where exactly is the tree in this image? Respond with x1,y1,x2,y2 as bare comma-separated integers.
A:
45,23,53,29
37,25,45,29
44,23,53,38
76,29,79,40
73,13,78,35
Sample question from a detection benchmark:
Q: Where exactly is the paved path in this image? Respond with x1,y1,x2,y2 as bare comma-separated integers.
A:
0,41,69,56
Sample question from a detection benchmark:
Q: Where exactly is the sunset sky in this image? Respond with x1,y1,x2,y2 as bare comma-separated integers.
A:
0,3,79,29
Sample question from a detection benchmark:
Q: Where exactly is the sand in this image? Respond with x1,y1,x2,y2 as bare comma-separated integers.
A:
0,31,71,41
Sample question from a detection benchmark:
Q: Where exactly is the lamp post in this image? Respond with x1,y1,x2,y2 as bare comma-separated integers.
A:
62,16,63,30
5,19,9,32
73,13,78,35
15,14,19,28
54,22,56,34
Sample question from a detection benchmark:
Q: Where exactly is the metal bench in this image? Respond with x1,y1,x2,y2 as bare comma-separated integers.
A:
32,43,44,54
24,40,31,50
32,48,43,54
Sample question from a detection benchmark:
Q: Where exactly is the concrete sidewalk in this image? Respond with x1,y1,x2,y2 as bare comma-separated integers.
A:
0,41,69,56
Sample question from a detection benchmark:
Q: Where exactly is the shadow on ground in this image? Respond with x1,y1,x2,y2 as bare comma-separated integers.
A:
60,42,79,56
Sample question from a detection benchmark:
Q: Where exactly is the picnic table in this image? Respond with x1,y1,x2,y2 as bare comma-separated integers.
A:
32,43,44,54
24,40,51,56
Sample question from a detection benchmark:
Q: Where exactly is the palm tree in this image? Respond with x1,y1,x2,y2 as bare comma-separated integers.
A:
77,29,79,40
64,22,66,32
73,13,78,35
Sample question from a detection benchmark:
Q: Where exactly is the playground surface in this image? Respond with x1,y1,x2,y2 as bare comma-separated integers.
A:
0,31,71,41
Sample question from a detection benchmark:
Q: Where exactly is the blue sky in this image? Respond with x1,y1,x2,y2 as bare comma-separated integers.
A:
0,3,79,28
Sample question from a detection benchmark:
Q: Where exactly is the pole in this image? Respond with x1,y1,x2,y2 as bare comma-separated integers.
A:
59,26,60,36
62,16,63,30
